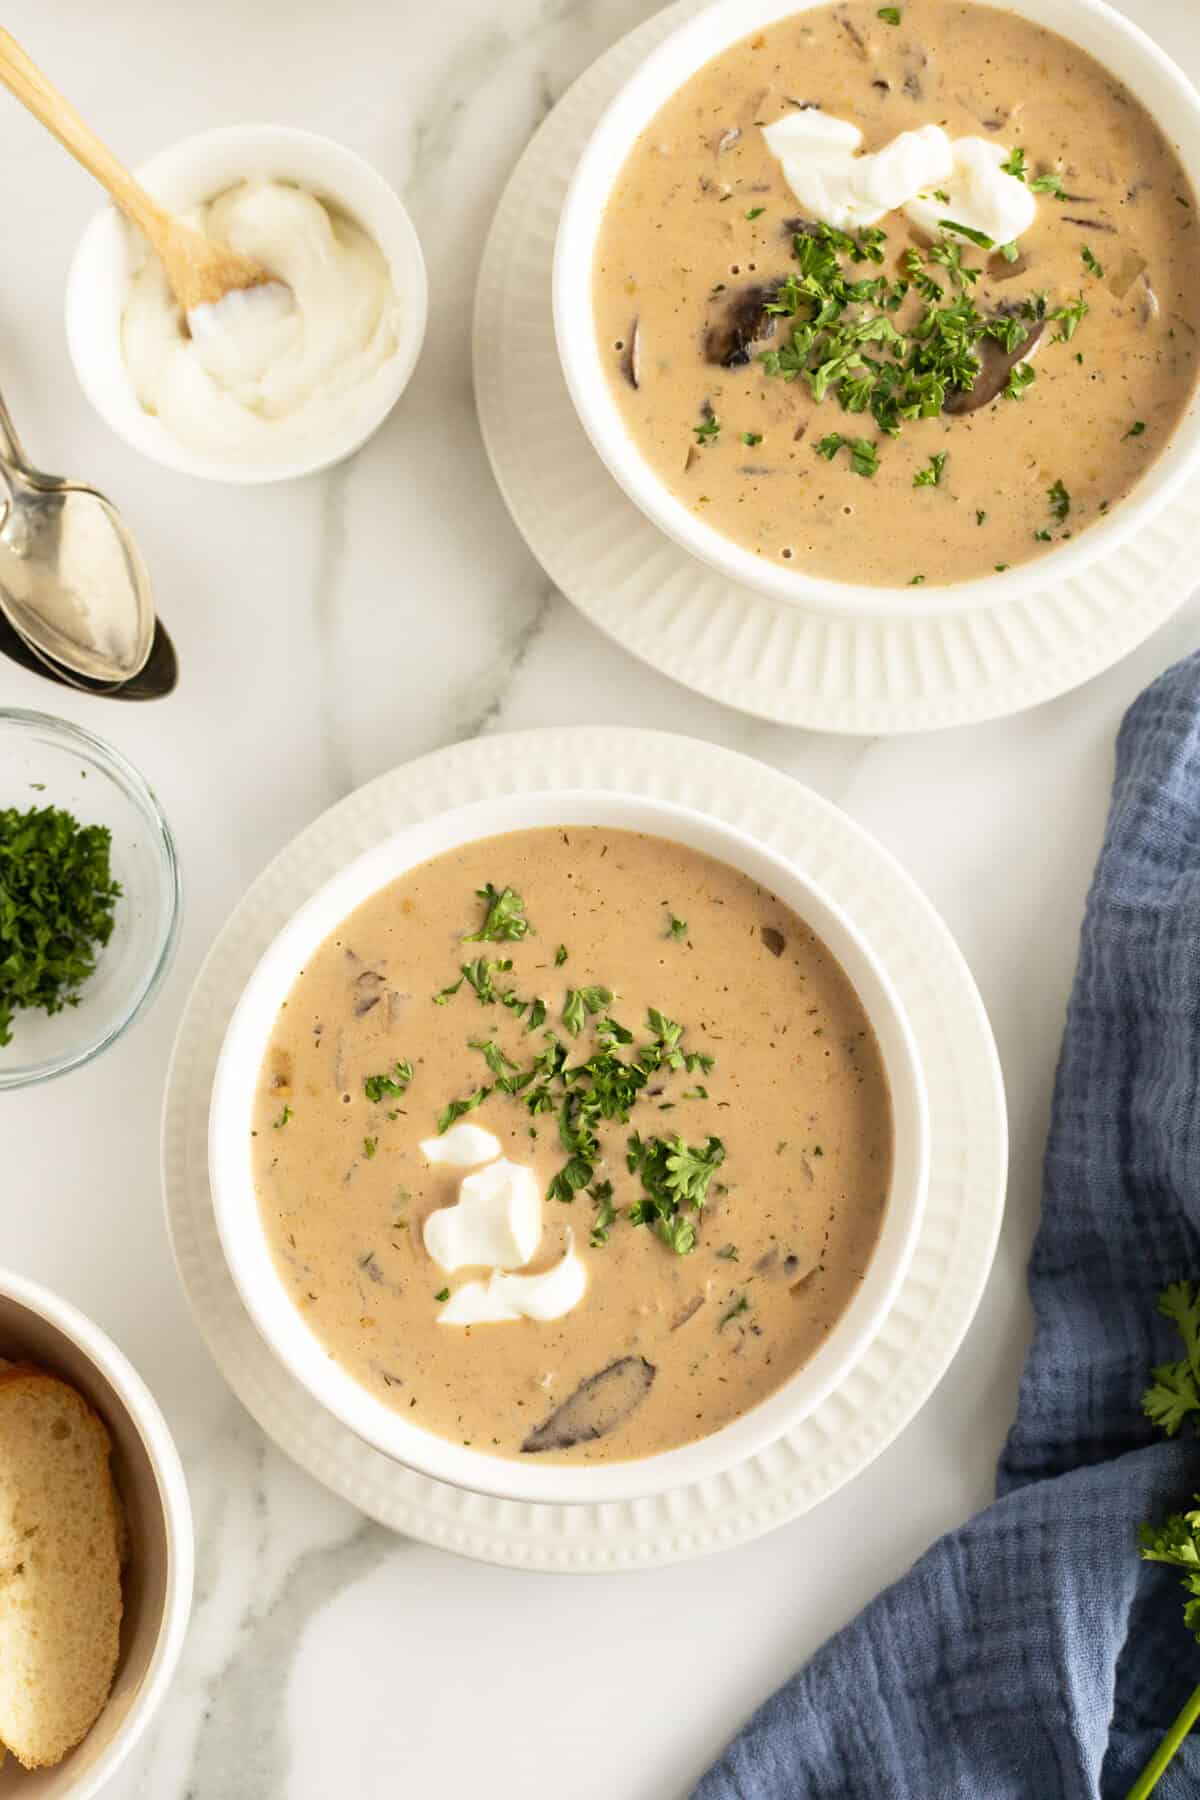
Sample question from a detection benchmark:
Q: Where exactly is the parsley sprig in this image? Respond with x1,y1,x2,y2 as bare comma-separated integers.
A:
463,883,531,943
1132,1284,1200,1796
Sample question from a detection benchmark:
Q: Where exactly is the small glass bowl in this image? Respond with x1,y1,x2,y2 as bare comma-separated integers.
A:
0,710,180,1089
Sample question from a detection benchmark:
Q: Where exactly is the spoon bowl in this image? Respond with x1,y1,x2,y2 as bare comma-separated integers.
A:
0,389,155,684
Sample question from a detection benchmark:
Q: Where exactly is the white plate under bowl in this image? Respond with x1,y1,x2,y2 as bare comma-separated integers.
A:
473,0,1200,731
208,787,930,1506
163,727,1006,1569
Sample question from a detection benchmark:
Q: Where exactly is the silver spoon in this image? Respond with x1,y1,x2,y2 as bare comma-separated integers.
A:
0,603,177,700
0,387,155,683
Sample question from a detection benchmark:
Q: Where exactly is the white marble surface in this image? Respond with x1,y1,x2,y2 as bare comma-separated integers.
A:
2,0,1198,1794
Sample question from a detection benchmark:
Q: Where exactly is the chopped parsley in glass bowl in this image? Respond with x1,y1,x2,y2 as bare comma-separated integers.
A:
0,710,180,1089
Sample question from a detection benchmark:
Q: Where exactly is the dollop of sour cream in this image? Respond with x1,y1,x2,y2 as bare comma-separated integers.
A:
438,1233,588,1326
762,110,1037,247
121,179,399,460
423,1159,543,1274
420,1137,587,1325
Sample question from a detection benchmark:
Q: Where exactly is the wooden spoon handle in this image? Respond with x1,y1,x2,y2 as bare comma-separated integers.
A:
0,27,169,247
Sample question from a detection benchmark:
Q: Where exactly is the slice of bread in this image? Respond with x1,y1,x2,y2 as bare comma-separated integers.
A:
0,1364,124,1769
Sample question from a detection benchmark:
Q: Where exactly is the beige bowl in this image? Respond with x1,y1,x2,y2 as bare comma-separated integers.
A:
0,1270,192,1799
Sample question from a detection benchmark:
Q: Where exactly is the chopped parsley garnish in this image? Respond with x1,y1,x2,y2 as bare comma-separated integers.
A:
913,451,948,488
876,5,901,21
693,412,721,445
436,1086,492,1135
909,574,926,585
555,943,568,965
363,1060,413,1102
273,1105,293,1129
628,1132,726,1255
1126,420,1147,439
1081,245,1104,279
469,1038,521,1078
589,1181,617,1247
815,432,845,460
462,956,513,1004
1000,147,1027,181
1005,363,1036,400
433,977,463,1005
362,1136,378,1159
0,805,121,1046
716,1244,740,1261
463,883,531,943
563,985,613,1037
1029,171,1067,198
1049,293,1089,341
999,241,1019,263
742,431,763,446
976,510,987,525
1034,529,1053,542
668,916,688,941
939,218,994,250
850,439,879,478
745,206,765,220
1048,479,1071,522
720,1293,751,1329
435,1287,450,1304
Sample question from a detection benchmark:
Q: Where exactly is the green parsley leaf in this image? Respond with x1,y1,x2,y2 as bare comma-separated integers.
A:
363,1061,413,1102
627,1132,726,1254
909,574,926,585
742,431,763,446
720,1293,752,1328
433,977,463,1005
668,916,688,941
469,1038,521,1078
273,1105,293,1129
1029,171,1067,197
1125,420,1147,439
876,6,901,21
555,944,568,965
589,1180,617,1246
938,217,994,250
745,206,765,220
999,240,1020,262
1049,293,1089,342
1143,1283,1200,1437
693,412,721,445
563,985,613,1037
913,451,948,488
850,438,880,478
976,510,987,525
436,1086,492,1135
435,1287,450,1303
1005,362,1036,400
1000,147,1027,181
815,432,845,460
1081,245,1104,279
463,883,531,943
362,1136,378,1159
0,805,121,1047
461,956,513,1005
1047,479,1071,522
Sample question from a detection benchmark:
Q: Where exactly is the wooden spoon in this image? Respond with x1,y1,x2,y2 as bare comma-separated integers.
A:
0,26,278,313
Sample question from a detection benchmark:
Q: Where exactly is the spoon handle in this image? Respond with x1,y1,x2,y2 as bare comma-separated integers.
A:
0,28,170,250
0,385,29,474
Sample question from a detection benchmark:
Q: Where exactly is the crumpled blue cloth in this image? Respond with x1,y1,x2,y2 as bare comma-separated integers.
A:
696,653,1200,1800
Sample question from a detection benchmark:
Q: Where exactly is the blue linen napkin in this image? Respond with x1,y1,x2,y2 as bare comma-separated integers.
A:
695,652,1200,1800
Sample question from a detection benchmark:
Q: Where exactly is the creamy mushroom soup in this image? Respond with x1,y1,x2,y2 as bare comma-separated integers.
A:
592,0,1200,586
253,829,893,1464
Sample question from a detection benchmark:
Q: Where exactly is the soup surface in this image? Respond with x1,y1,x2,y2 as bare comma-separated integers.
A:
253,828,893,1465
592,0,1200,586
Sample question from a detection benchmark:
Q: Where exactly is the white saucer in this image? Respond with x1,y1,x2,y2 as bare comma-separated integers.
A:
472,0,1200,734
162,727,1006,1570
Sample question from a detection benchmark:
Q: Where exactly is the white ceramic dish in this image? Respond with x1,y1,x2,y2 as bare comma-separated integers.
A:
208,787,930,1507
474,0,1200,732
65,124,428,485
166,727,1005,1567
0,1269,192,1798
553,0,1200,618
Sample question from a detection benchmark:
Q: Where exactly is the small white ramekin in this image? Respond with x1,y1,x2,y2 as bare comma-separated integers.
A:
209,789,930,1507
554,0,1200,617
64,124,428,485
0,1268,193,1799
